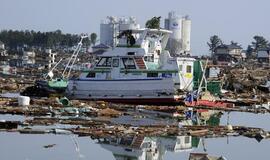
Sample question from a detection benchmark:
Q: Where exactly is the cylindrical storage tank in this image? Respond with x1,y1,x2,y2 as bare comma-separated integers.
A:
181,17,191,52
164,19,170,30
100,23,114,46
119,23,140,31
18,96,30,106
169,17,182,40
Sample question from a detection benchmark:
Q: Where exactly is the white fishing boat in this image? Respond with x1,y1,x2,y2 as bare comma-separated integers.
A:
66,29,195,104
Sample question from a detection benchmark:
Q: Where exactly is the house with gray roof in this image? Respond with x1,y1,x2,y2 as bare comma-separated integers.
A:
257,48,270,63
213,43,244,65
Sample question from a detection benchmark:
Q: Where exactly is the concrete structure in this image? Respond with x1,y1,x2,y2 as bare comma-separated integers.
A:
165,11,191,55
35,49,57,69
182,16,191,53
22,51,36,65
100,16,140,47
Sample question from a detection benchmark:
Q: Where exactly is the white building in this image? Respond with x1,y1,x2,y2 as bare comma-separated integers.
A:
35,49,57,69
22,51,36,65
100,16,140,47
257,49,270,63
164,11,191,55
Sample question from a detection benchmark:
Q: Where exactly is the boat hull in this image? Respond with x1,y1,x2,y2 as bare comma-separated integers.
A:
76,96,184,105
66,78,182,105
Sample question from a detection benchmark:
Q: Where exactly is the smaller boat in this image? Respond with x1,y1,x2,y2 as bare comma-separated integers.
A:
21,79,67,97
21,35,87,97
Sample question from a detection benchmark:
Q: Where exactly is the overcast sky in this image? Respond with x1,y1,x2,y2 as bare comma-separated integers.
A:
1,0,270,55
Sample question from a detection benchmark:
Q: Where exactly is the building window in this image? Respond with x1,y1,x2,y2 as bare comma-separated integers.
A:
186,65,192,73
96,57,112,67
86,72,95,78
147,72,158,77
122,58,136,69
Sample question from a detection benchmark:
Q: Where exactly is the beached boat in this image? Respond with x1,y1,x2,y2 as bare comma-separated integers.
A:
66,29,195,104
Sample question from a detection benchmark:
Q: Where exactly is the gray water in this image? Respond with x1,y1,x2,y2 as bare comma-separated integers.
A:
0,112,269,160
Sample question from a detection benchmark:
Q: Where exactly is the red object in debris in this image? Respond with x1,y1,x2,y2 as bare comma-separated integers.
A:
185,100,234,108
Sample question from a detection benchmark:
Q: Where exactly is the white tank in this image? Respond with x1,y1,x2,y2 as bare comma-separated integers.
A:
167,12,182,40
119,23,140,31
119,17,140,31
100,16,140,47
181,16,191,53
100,23,115,46
18,96,30,106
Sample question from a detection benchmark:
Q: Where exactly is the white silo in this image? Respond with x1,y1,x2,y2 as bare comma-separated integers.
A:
181,16,191,54
164,11,183,55
119,17,140,31
100,16,140,47
166,11,182,40
100,16,118,47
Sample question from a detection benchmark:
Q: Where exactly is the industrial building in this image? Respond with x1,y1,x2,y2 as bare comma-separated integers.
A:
98,12,191,56
164,11,191,56
100,16,140,47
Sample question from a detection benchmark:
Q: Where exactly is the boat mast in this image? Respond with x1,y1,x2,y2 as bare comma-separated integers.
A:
62,35,88,79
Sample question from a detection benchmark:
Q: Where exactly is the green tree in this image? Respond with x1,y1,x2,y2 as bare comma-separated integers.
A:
207,35,223,55
246,45,254,59
0,29,90,49
230,41,238,46
145,16,161,29
90,33,97,46
252,35,268,52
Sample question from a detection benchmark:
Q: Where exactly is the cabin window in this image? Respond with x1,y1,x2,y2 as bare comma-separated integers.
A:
96,57,112,67
122,58,136,69
127,52,135,56
186,65,192,73
112,59,119,67
147,72,158,77
86,72,95,78
185,136,190,143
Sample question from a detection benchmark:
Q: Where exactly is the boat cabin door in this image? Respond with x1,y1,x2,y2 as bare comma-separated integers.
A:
111,58,120,78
